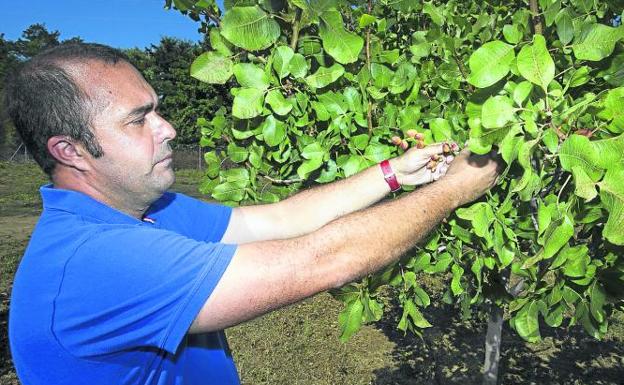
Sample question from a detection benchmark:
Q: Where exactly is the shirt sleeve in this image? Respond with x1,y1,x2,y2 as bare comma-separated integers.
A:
52,226,236,357
146,192,232,242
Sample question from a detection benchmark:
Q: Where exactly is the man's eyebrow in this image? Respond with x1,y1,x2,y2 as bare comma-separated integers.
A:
125,102,155,121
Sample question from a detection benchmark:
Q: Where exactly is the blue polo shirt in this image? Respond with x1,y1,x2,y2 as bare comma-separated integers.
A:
9,185,240,385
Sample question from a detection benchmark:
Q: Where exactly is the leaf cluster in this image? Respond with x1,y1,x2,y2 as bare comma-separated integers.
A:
174,0,624,343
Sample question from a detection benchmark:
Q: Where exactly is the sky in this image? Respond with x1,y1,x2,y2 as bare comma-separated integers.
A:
0,0,210,49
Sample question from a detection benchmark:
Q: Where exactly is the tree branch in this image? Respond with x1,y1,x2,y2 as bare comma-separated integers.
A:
453,48,474,93
261,174,303,185
290,8,302,50
365,0,374,134
529,0,543,35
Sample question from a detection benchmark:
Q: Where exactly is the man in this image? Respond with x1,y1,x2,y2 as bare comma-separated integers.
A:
5,43,500,384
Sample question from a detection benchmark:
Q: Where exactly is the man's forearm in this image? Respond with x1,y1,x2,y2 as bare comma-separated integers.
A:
300,177,460,289
222,161,395,244
274,162,392,237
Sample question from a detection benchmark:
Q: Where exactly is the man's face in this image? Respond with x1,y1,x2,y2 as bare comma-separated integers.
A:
75,60,177,204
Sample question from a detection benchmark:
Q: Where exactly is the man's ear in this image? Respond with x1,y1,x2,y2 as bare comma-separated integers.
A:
47,136,90,171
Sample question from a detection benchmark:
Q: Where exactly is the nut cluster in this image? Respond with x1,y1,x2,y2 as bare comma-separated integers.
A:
391,129,425,150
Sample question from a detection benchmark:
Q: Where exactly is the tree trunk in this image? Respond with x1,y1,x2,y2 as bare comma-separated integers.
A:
482,303,504,385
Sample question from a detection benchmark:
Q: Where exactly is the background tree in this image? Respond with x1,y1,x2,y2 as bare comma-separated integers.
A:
0,24,72,159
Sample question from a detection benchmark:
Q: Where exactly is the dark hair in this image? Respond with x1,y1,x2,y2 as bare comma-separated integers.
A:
2,42,130,175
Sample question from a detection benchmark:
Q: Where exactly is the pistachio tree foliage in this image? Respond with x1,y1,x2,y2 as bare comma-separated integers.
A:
169,0,624,343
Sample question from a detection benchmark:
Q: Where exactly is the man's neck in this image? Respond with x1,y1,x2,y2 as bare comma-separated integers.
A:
52,168,153,220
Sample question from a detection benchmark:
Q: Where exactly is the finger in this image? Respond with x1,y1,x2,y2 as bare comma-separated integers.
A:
418,143,447,157
445,155,454,164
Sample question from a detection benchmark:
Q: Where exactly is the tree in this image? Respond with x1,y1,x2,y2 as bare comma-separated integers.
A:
174,1,624,383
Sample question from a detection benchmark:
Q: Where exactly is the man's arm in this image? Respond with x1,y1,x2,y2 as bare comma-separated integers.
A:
221,143,453,244
190,150,500,333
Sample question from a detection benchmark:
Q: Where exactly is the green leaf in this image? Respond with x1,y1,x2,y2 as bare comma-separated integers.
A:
398,299,432,331
599,87,624,133
514,300,544,342
590,133,624,169
212,181,247,201
517,34,555,90
429,118,453,142
351,134,369,150
371,63,394,89
226,142,249,163
499,126,523,165
577,302,606,339
221,6,280,51
319,9,364,64
272,45,294,79
545,303,565,327
342,155,368,177
571,166,598,200
543,0,561,27
563,245,590,277
555,9,574,45
542,215,574,259
537,201,552,236
209,28,233,56
363,297,384,322
481,95,515,128
502,24,522,44
599,167,624,245
364,143,391,163
301,141,326,160
203,152,221,178
190,51,233,84
305,63,345,88
573,24,624,61
265,89,293,116
359,13,376,28
232,88,265,119
233,63,269,90
366,86,387,100
409,42,431,60
493,222,515,267
261,115,287,146
451,264,464,296
559,134,604,181
513,81,534,106
316,159,338,183
423,1,444,25
513,138,539,193
338,299,364,341
568,66,590,88
289,53,308,78
590,281,607,324
467,41,515,88
600,51,624,87
297,157,323,179
413,285,431,308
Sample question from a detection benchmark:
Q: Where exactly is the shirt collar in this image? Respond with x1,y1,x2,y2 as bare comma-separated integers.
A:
40,184,144,225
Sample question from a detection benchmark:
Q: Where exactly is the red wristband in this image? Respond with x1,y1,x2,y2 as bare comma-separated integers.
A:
380,160,401,192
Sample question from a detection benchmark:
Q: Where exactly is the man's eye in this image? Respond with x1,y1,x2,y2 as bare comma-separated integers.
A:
132,117,146,126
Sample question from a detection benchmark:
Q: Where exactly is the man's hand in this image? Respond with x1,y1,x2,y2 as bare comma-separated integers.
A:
443,148,503,205
391,143,457,186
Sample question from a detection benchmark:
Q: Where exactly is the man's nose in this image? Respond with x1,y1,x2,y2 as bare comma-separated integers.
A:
154,114,177,142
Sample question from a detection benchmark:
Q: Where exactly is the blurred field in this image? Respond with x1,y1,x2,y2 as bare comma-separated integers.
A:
1,161,623,385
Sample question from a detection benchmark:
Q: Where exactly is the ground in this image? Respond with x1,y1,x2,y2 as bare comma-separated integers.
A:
1,161,623,385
